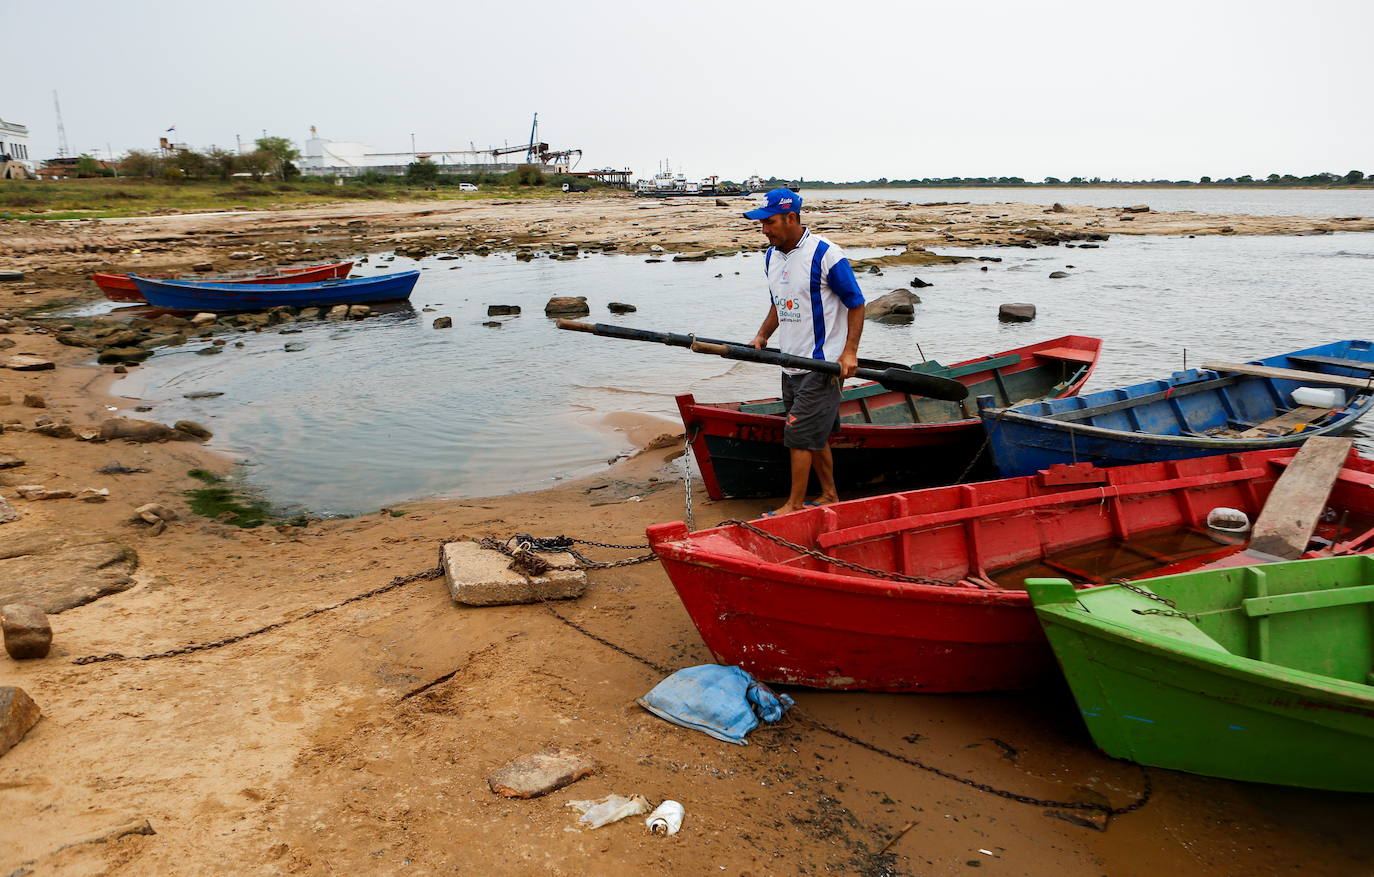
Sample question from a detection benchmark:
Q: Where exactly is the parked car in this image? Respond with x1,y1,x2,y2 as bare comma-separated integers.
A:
458,182,478,191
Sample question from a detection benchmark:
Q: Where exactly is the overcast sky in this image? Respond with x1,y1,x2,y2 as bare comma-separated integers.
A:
6,0,1370,182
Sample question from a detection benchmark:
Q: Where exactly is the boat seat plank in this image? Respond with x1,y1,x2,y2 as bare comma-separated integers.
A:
1243,585,1374,619
1287,354,1374,374
1034,346,1098,364
1202,361,1374,392
1248,437,1354,560
817,466,1267,549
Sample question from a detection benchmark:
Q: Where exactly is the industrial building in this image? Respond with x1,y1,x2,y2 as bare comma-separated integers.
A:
0,116,35,179
297,116,629,186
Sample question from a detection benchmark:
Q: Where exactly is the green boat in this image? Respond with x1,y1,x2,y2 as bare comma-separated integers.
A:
1027,555,1374,792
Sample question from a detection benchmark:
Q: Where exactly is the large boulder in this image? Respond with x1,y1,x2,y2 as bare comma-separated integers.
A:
100,417,178,443
544,296,591,317
0,529,138,613
998,303,1037,322
4,355,54,371
865,290,921,323
96,347,153,365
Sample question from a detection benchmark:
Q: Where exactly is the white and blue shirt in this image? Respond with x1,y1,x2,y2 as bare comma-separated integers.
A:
764,229,865,373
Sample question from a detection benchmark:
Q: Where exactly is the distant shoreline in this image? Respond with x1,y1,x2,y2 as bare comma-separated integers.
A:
799,182,1374,190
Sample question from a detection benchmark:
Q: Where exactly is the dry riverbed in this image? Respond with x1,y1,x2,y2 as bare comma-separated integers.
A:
2,198,1373,875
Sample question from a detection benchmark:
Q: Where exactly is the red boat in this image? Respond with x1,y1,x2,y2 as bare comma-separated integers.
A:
92,262,353,303
648,448,1374,693
677,335,1102,500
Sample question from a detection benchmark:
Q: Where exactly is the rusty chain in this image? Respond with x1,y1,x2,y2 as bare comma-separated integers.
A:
1114,579,1199,620
71,566,442,665
476,534,658,571
716,519,963,588
510,553,1152,817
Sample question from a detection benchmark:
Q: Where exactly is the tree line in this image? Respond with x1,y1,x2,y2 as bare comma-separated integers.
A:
796,171,1368,188
66,136,302,181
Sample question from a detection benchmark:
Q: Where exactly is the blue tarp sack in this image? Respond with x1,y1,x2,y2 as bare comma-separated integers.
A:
637,664,795,745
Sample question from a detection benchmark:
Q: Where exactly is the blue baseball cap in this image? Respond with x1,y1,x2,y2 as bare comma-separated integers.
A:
744,187,802,220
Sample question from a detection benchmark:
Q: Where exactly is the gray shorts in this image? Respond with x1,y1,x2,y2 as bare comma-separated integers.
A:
781,372,842,450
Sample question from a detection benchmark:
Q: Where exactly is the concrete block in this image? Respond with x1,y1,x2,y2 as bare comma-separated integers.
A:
442,541,586,606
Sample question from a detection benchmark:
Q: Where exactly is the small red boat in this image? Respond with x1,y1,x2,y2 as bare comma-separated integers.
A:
648,447,1374,693
677,335,1102,500
92,262,353,303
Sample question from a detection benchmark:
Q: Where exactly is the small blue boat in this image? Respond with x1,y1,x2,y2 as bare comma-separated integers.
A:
131,271,420,312
979,339,1374,477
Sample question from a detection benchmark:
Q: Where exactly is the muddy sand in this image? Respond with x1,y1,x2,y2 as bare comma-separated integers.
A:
2,197,1374,875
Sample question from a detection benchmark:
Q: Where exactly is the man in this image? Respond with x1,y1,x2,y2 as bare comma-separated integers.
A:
744,188,865,515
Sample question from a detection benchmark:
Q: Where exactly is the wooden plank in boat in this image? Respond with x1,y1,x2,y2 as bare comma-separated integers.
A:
1202,361,1374,391
1247,436,1354,560
1034,346,1097,364
1232,406,1329,439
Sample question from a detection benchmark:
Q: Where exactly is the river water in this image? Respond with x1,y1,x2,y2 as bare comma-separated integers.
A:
813,187,1374,218
98,228,1374,516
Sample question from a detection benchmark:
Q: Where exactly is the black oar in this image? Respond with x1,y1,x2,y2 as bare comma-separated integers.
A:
555,318,912,372
690,340,969,400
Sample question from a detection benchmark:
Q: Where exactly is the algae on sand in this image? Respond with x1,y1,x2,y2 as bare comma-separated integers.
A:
185,468,274,528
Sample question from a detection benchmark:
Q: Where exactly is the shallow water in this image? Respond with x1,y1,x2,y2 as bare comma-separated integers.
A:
98,231,1374,515
813,187,1374,218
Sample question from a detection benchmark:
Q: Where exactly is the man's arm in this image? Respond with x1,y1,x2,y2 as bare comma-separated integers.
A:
825,255,866,379
750,306,779,349
838,306,864,379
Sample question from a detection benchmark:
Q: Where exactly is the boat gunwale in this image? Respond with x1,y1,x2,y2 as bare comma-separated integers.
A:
986,393,1374,449
130,269,419,295
1033,575,1374,711
679,333,1104,435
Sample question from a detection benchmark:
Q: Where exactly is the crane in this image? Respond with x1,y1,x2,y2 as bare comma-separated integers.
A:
53,91,69,158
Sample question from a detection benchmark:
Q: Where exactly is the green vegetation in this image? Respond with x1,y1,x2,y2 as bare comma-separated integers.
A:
184,468,274,528
786,171,1372,189
0,173,618,220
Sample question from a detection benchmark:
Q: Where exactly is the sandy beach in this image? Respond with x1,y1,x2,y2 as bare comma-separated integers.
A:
3,196,1374,875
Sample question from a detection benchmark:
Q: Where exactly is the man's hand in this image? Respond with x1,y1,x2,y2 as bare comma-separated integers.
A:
750,334,769,350
838,350,858,379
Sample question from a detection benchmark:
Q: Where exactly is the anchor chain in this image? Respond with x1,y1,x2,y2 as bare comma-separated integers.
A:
716,519,963,588
71,565,442,665
1115,579,1198,620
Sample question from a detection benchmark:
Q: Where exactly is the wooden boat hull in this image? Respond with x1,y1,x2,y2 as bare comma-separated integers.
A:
982,340,1374,477
131,270,419,312
648,448,1374,693
1029,556,1374,792
679,335,1102,499
92,262,353,303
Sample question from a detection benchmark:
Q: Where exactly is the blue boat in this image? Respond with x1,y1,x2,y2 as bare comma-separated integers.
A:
979,340,1374,477
131,271,420,312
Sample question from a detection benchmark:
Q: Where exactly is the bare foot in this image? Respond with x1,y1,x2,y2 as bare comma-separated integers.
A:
811,494,839,506
767,503,805,516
